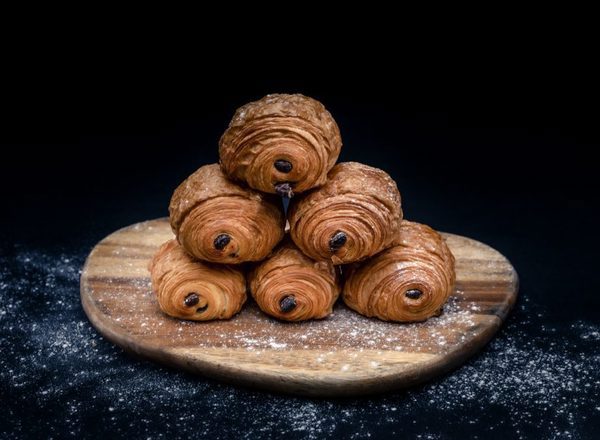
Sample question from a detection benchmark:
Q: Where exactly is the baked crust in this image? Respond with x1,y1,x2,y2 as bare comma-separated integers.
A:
169,164,284,264
248,239,340,322
289,162,402,265
219,94,342,195
149,240,247,321
343,221,455,322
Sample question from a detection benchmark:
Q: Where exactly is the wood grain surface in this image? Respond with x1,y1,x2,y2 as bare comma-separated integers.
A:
80,218,518,397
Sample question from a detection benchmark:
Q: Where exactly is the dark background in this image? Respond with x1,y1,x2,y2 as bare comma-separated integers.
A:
1,75,599,438
3,76,598,319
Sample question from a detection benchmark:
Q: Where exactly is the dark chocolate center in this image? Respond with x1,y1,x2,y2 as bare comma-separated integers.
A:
274,159,293,173
214,234,231,250
329,231,347,251
184,292,200,307
279,295,297,313
405,289,423,299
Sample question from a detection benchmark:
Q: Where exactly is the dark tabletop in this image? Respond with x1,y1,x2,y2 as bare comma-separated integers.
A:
1,78,599,439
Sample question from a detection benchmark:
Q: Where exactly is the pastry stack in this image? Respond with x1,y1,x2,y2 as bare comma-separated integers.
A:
149,94,455,323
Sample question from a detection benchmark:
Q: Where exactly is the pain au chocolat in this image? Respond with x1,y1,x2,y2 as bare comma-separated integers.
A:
219,94,342,198
169,164,285,264
149,240,247,321
248,239,340,322
343,221,456,322
289,162,402,265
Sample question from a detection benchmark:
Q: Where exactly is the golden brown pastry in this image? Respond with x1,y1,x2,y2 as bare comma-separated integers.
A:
248,239,341,322
288,162,402,265
149,240,247,321
343,221,456,322
219,93,342,197
169,164,285,264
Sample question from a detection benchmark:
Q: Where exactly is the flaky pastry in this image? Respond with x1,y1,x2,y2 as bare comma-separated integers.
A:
343,221,455,322
248,239,340,322
149,240,247,321
219,94,342,197
289,162,402,265
169,164,284,264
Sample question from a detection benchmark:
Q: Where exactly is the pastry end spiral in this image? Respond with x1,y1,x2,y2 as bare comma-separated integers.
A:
169,164,285,264
219,94,343,195
343,220,456,322
249,239,341,322
149,240,247,321
289,162,403,265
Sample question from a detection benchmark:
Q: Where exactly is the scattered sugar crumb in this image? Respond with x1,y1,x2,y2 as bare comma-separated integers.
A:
0,246,598,439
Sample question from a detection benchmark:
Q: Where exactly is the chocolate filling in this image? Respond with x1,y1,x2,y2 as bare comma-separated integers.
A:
274,159,293,173
329,231,347,251
405,289,423,299
184,293,200,307
279,295,297,313
214,234,231,250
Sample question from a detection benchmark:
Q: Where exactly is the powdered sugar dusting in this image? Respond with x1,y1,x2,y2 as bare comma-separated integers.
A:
1,247,598,438
84,271,481,360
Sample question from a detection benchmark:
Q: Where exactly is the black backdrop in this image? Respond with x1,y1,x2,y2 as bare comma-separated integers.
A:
1,76,599,438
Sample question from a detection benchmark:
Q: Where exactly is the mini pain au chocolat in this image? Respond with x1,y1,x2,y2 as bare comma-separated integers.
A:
343,221,456,322
248,239,341,322
169,164,285,264
219,94,342,197
149,240,247,321
289,162,402,265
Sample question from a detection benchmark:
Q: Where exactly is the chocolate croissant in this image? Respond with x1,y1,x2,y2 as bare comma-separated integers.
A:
343,221,456,322
289,162,402,265
149,240,247,321
248,239,341,322
219,93,342,197
169,164,285,264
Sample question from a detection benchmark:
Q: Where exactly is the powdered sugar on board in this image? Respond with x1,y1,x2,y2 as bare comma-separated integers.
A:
87,274,480,355
81,219,506,374
1,244,599,438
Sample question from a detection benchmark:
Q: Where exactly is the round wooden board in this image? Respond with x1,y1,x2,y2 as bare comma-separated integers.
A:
80,219,518,397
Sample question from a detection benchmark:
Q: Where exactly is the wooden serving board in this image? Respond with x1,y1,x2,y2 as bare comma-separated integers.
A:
80,219,518,397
